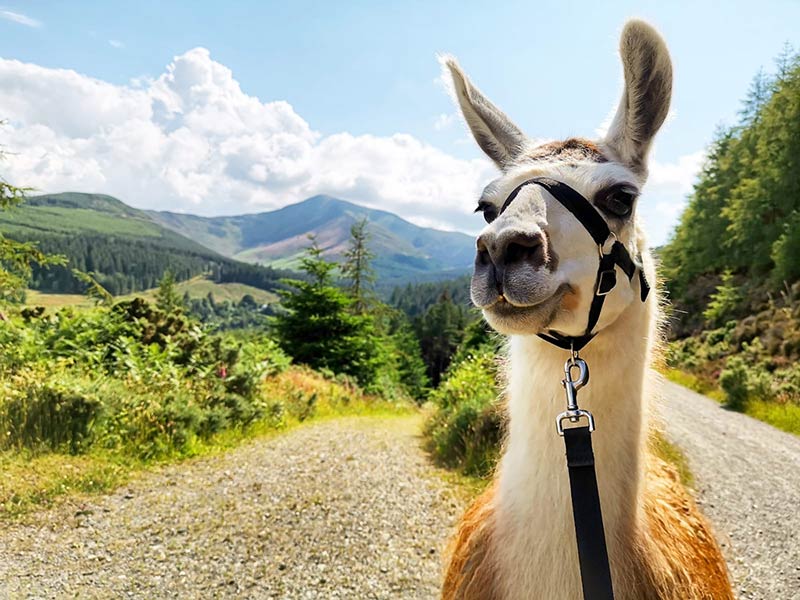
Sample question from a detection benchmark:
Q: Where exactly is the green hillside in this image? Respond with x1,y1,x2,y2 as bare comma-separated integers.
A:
0,193,289,296
660,48,800,433
148,195,475,287
25,277,278,309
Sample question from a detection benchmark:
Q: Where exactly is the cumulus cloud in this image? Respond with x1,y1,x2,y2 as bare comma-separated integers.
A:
0,48,496,232
0,48,701,243
108,39,124,49
0,9,41,28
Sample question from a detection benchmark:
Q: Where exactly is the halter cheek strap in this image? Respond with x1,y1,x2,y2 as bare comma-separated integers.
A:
498,177,650,352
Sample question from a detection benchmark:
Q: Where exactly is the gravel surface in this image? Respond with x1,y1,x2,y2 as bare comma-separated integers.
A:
0,416,466,599
3,388,796,600
659,381,800,600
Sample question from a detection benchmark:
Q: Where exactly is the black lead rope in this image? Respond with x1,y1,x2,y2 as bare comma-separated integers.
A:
498,177,654,600
564,426,615,600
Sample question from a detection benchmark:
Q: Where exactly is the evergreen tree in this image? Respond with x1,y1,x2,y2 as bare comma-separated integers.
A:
661,45,800,329
155,271,183,313
272,240,384,387
414,291,468,386
340,218,376,313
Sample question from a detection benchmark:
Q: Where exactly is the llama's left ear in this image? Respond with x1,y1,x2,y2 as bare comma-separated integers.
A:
604,20,673,173
442,56,527,170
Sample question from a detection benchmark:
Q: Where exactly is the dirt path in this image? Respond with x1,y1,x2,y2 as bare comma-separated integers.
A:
0,416,466,599
659,381,800,600
3,387,796,599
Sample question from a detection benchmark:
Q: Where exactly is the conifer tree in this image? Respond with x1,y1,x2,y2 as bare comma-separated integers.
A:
341,218,375,313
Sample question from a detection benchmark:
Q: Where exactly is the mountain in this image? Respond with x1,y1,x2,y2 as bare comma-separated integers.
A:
148,195,476,286
0,193,288,296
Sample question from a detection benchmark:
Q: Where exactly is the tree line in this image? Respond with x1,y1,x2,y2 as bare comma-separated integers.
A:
2,230,291,296
661,45,800,332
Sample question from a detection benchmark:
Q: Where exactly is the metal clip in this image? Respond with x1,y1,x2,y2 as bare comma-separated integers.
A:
556,355,595,435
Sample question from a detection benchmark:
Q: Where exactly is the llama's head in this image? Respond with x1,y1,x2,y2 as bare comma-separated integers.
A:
445,20,672,337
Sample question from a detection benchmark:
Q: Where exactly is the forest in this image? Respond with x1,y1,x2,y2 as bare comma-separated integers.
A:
659,46,800,432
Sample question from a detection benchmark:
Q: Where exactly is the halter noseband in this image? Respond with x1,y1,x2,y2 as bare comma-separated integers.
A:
498,177,650,352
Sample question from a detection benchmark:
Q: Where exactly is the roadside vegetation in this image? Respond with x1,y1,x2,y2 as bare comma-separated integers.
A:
0,176,420,517
660,46,800,435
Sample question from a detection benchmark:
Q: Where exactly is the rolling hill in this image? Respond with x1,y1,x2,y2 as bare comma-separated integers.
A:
0,193,289,296
148,195,475,286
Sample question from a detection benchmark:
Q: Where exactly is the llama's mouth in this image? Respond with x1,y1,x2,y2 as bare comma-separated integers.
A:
481,284,569,334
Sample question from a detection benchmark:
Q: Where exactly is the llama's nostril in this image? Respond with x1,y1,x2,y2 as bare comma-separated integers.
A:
503,233,545,268
477,248,492,266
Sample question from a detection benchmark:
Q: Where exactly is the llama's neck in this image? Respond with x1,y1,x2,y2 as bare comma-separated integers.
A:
494,297,656,600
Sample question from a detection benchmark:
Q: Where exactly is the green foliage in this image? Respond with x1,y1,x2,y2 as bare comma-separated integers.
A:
661,48,800,327
0,297,290,459
341,218,376,313
0,179,66,302
771,210,800,285
719,356,750,410
425,347,503,477
414,291,470,386
155,270,184,313
272,240,385,388
390,274,472,318
703,270,741,327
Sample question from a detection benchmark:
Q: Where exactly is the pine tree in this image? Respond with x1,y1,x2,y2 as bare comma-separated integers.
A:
340,218,375,313
272,239,384,387
155,271,183,313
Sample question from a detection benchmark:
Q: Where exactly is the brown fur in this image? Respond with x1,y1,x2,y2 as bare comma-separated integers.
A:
442,483,500,600
442,450,733,599
526,137,608,163
635,457,734,600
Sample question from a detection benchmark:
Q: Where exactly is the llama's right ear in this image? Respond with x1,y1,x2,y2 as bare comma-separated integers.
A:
604,20,673,173
442,56,527,170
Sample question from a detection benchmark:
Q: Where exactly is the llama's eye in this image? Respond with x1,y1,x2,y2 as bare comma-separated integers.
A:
596,186,638,218
475,202,498,224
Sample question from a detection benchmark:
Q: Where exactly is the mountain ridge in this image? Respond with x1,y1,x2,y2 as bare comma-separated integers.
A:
147,194,476,286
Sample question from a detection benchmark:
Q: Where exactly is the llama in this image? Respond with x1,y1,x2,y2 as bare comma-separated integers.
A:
440,20,733,600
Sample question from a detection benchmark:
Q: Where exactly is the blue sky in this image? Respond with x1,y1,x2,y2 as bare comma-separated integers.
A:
1,1,799,245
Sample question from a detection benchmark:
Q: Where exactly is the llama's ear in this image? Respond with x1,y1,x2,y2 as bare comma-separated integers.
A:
442,56,527,170
604,20,673,173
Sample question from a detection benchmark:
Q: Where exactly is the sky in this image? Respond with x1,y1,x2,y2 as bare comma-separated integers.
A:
0,1,798,246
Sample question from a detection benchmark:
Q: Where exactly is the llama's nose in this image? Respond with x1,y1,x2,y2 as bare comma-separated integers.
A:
476,230,546,290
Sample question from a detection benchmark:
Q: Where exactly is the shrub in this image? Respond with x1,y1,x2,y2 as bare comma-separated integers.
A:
719,356,751,410
0,371,102,454
425,347,504,477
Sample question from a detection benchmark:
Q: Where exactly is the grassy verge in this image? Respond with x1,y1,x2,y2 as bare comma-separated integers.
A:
662,368,800,436
649,430,694,487
0,367,411,520
661,368,725,402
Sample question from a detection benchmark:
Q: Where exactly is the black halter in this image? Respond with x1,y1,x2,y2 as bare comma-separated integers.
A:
498,177,650,352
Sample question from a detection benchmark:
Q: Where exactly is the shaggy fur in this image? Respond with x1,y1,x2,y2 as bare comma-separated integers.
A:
440,19,733,600
442,455,733,600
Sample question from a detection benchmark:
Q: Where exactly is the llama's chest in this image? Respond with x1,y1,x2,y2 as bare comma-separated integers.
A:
491,450,640,600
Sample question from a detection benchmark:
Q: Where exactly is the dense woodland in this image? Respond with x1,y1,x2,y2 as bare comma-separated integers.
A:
661,46,800,328
657,47,800,431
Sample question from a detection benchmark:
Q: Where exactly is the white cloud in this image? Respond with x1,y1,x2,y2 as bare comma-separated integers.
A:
0,9,41,28
434,112,455,131
108,39,124,49
0,49,496,231
0,49,703,245
639,149,705,245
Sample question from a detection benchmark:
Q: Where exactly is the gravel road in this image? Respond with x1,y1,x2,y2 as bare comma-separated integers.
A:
2,387,797,600
0,416,466,599
659,381,800,600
